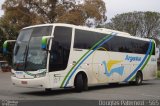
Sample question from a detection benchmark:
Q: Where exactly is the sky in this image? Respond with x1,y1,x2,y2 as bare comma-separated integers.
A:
0,0,4,17
105,0,160,22
0,0,160,22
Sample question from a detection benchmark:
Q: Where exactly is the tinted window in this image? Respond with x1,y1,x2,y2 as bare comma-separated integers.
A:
74,29,107,49
103,36,150,54
74,29,152,54
49,27,72,72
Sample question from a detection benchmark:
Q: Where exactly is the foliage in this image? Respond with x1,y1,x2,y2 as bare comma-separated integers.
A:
0,27,5,53
104,11,160,44
55,0,107,26
0,0,107,62
0,0,107,42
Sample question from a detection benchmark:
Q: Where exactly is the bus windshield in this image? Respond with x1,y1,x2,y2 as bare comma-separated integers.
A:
13,26,52,71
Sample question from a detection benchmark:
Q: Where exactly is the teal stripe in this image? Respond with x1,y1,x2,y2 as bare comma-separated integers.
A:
64,34,115,87
141,41,154,71
124,40,152,82
130,41,154,81
60,33,115,87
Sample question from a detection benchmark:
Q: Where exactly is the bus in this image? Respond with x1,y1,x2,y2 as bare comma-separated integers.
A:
3,23,158,92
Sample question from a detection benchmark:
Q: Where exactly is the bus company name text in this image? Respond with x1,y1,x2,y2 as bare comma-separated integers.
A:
125,55,141,62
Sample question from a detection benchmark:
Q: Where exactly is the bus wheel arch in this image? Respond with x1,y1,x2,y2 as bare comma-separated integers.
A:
74,71,88,92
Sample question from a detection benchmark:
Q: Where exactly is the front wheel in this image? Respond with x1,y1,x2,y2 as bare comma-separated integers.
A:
75,74,83,92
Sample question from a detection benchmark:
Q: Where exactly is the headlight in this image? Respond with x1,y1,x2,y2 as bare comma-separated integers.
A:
34,72,46,78
11,69,16,77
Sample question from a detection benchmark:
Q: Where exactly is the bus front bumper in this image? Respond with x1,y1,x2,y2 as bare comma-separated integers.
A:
11,76,47,88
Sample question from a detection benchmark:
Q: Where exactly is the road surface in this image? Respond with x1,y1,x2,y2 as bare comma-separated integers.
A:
0,72,160,100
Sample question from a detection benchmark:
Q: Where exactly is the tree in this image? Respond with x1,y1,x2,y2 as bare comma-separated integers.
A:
105,11,160,41
0,0,107,40
55,0,107,27
0,0,58,39
0,0,107,61
2,0,57,23
0,0,107,38
0,27,5,53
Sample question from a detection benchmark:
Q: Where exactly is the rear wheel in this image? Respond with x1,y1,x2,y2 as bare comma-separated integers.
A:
135,72,143,85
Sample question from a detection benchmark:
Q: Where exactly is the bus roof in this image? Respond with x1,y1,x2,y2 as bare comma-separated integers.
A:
22,23,154,43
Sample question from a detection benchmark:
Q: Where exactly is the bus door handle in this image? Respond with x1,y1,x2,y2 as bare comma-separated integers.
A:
74,49,83,51
54,74,62,77
73,61,77,64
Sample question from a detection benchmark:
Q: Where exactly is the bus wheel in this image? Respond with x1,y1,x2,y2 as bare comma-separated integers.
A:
45,88,52,92
83,76,88,91
75,74,84,92
135,72,143,85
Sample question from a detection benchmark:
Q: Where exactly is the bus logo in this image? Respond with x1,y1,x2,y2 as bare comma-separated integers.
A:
102,60,124,77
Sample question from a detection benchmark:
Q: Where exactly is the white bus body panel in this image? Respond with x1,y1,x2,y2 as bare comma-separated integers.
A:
11,23,157,89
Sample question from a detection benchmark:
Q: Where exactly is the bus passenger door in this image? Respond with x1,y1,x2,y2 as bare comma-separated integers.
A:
48,26,72,88
49,49,66,88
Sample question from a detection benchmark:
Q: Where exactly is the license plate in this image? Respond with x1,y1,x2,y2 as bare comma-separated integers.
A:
21,81,27,84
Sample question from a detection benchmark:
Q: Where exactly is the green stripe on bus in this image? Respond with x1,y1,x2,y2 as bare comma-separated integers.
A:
140,41,154,71
60,34,112,87
130,41,154,81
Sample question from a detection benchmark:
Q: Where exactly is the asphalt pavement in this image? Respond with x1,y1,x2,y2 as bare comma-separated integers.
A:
0,71,160,100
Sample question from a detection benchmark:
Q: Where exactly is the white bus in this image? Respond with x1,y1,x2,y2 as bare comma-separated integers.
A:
3,23,157,92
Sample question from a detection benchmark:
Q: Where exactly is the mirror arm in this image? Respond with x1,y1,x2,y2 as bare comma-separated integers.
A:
3,40,16,54
41,36,54,50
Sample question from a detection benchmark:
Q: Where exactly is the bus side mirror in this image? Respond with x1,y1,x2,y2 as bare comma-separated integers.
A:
3,41,8,54
41,37,47,50
3,40,16,55
41,36,53,50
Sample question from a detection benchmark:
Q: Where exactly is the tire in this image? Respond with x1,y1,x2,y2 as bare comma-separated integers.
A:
83,77,88,91
129,81,135,85
135,72,143,85
74,74,84,92
109,83,119,87
45,88,52,92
